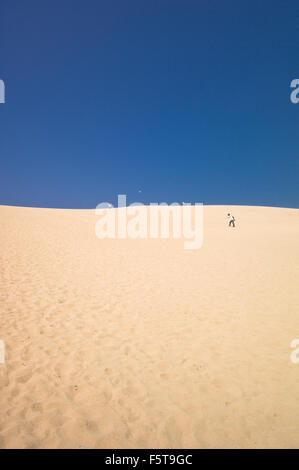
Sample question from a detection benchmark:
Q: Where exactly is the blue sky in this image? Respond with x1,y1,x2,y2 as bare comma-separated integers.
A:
0,0,298,208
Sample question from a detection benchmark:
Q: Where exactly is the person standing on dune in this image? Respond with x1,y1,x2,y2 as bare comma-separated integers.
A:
227,213,235,227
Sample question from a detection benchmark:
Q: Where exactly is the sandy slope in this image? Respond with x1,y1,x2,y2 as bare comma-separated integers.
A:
0,204,298,449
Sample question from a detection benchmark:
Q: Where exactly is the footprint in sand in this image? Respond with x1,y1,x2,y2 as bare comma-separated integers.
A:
97,389,112,406
31,402,43,412
17,372,32,384
85,420,99,433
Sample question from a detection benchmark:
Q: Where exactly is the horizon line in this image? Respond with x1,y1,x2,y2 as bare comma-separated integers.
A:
1,203,298,211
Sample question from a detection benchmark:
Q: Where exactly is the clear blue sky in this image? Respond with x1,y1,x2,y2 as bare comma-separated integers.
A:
0,0,298,208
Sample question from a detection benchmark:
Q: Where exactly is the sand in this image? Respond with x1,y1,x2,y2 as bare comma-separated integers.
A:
0,204,298,449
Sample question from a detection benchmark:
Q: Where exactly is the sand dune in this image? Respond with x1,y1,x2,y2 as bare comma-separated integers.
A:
0,204,298,449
